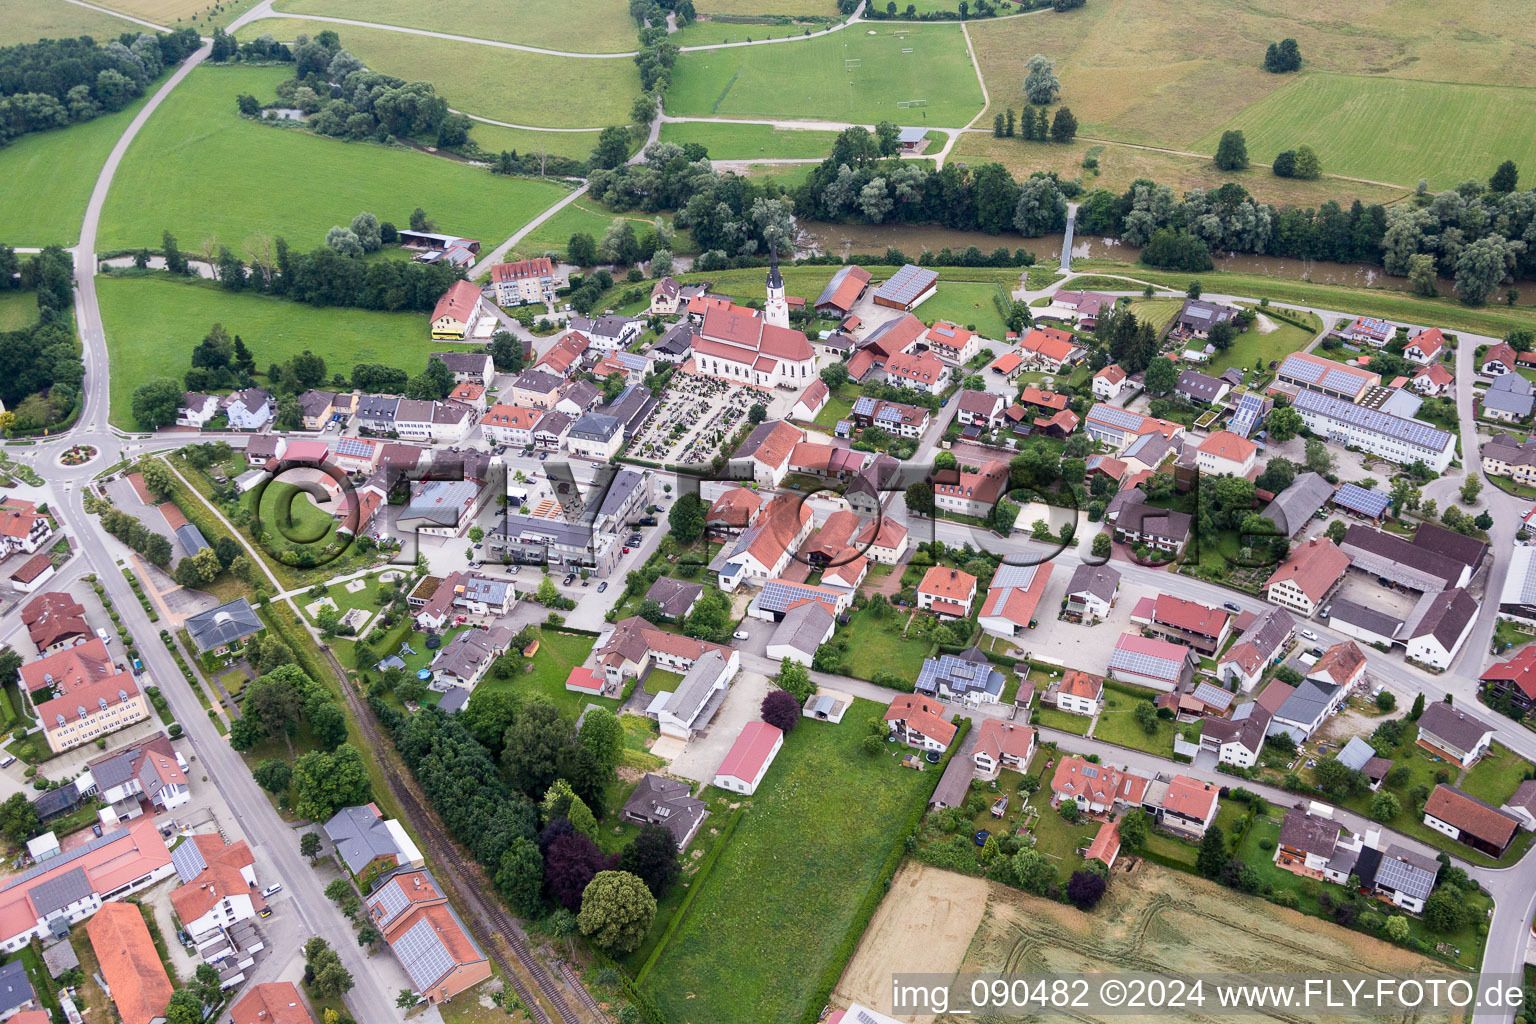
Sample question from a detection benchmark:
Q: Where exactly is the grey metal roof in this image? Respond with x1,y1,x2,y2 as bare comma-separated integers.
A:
175,522,209,556
324,804,403,874
29,866,93,917
873,264,938,306
656,650,730,728
1336,736,1378,772
1327,598,1402,640
769,599,834,656
1331,482,1389,518
1261,472,1334,536
1293,389,1453,453
401,480,478,526
184,598,264,652
0,960,33,1015
1269,679,1337,734
437,687,470,714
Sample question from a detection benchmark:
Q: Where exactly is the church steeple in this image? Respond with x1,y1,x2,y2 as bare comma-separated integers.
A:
763,236,789,329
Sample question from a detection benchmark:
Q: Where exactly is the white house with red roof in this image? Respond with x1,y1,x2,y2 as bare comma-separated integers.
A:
0,499,50,558
1051,756,1149,815
1155,776,1220,837
789,379,830,422
922,321,980,364
1264,538,1351,617
857,515,908,564
490,256,564,306
1018,327,1082,371
1194,430,1258,477
712,721,784,795
883,349,950,395
480,404,544,447
691,301,815,388
1092,364,1129,400
978,562,1054,638
1404,327,1446,364
884,694,956,751
733,420,803,487
705,487,763,535
972,720,1035,780
1055,669,1104,716
429,280,496,340
1483,342,1517,376
917,566,977,618
21,639,150,753
1412,363,1454,396
718,494,813,591
933,460,1010,517
169,835,264,940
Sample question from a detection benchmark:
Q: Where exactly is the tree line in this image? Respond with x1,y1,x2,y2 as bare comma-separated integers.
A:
0,246,81,434
0,28,200,147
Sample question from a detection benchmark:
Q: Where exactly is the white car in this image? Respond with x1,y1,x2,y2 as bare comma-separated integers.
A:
732,630,750,641
261,884,283,898
1300,629,1319,642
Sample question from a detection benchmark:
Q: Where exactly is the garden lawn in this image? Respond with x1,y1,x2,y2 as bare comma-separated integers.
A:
1091,708,1174,757
667,23,984,128
1458,743,1530,807
658,121,843,160
1206,310,1321,376
1031,704,1091,736
839,606,933,683
236,20,638,128
1123,297,1183,334
0,91,152,246
806,387,854,431
643,668,685,696
98,65,571,251
268,0,639,53
642,698,932,1024
914,280,1008,338
0,291,37,332
476,628,615,718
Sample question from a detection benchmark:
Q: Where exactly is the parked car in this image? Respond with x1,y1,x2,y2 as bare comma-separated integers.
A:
1301,629,1319,641
0,756,14,769
596,581,608,593
732,630,749,640
638,516,658,526
1222,601,1241,612
262,884,283,898
539,451,549,461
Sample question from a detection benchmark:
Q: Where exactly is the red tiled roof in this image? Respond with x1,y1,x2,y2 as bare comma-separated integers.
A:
565,667,604,692
88,903,173,1024
990,352,1023,374
716,721,782,783
1095,364,1127,384
980,562,1054,626
1408,327,1445,357
933,460,1009,505
170,836,264,924
847,349,877,380
1086,822,1120,863
537,331,591,375
707,487,763,528
1052,755,1139,805
820,265,871,310
480,404,543,430
740,421,802,470
1414,363,1454,386
1019,327,1078,363
22,592,88,648
1265,538,1351,603
230,983,316,1024
1309,640,1366,687
9,552,53,584
884,694,956,745
1162,775,1218,822
744,494,812,569
1484,342,1516,368
1018,385,1069,411
884,350,945,384
1151,594,1230,638
1197,430,1257,463
974,719,1034,762
918,566,976,602
1482,646,1536,700
431,280,482,325
1424,785,1518,847
491,256,553,283
1058,669,1103,700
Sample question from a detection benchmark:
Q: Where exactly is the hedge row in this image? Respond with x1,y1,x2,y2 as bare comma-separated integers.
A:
159,630,211,709
120,569,159,622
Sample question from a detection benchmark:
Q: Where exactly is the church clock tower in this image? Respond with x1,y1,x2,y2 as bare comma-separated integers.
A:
763,239,789,329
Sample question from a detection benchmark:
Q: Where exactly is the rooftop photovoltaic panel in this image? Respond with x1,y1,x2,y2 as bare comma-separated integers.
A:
1374,855,1434,901
874,265,938,306
371,879,411,926
1294,390,1452,451
394,916,455,991
29,866,92,917
758,580,831,615
333,437,373,457
1088,403,1148,431
1108,645,1181,678
1332,483,1389,518
1229,392,1265,437
852,396,878,417
171,840,210,884
1279,354,1373,394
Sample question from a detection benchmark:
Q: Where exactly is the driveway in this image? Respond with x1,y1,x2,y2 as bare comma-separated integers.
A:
667,671,770,783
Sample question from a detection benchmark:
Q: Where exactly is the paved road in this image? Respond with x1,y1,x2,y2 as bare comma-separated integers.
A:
61,0,169,33
1059,203,1078,273
469,182,591,278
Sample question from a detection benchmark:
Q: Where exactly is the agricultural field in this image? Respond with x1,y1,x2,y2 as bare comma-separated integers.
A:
514,199,686,262
268,0,640,53
0,291,37,332
658,121,842,160
948,134,1411,208
99,0,261,25
0,0,145,46
838,859,1460,1018
95,275,432,429
667,24,984,128
0,93,154,247
237,19,638,128
642,700,932,1024
668,17,838,48
464,121,604,162
1196,74,1536,190
97,65,570,252
966,0,1536,185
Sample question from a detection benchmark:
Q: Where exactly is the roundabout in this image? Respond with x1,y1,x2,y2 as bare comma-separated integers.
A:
56,444,98,467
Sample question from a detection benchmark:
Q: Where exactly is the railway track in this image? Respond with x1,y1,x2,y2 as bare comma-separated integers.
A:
322,646,593,1024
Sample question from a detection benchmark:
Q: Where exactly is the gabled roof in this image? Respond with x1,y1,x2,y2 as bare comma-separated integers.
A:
1059,669,1102,700
1424,785,1518,847
716,721,782,783
1417,701,1493,753
1151,594,1229,638
1265,538,1351,603
230,983,316,1024
1308,640,1366,687
169,836,263,924
1161,775,1218,821
974,720,1034,763
1406,587,1477,652
431,280,483,324
88,903,172,1024
734,420,802,468
21,592,89,649
1066,562,1120,602
1482,645,1536,700
1196,430,1256,464
980,562,1053,627
815,264,871,311
1278,806,1340,857
1261,472,1335,535
918,566,977,602
1218,606,1294,676
884,694,956,745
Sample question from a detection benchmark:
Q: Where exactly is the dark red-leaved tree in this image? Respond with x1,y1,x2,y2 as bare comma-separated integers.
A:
760,690,800,734
543,831,614,911
1066,870,1107,910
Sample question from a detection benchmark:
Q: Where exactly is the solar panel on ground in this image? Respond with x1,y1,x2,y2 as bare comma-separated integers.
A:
874,265,938,306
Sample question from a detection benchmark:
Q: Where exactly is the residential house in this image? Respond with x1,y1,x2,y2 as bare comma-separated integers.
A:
432,352,495,383
871,264,939,311
1404,327,1447,364
917,566,978,618
644,578,703,621
169,835,263,941
1412,363,1454,396
1121,431,1174,475
511,369,564,410
1194,430,1257,477
1199,701,1273,767
765,599,835,666
297,389,337,430
1176,299,1239,338
884,694,956,751
1113,502,1193,555
1084,403,1183,450
1482,372,1535,422
571,315,643,354
244,434,285,467
0,499,50,558
480,405,543,448
651,323,695,364
914,648,1006,704
537,332,591,377
857,514,908,564
323,803,425,879
717,494,813,590
851,396,930,438
21,593,90,654
428,625,515,691
972,720,1035,780
328,436,380,474
1051,756,1148,815
705,487,763,535
81,735,190,819
532,410,572,450
1481,646,1536,716
883,349,950,395
713,721,783,795
487,516,618,575
594,617,733,686
933,461,1009,518
1336,736,1393,790
1216,607,1295,691
1175,370,1229,406
1064,563,1120,622
1405,587,1477,669
649,277,684,315
1275,805,1348,876
790,379,830,422
430,280,496,340
566,412,624,461
732,420,802,487
220,388,273,430
20,640,149,754
177,392,219,428
1416,702,1493,768
355,394,401,434
1138,594,1231,656
1153,776,1220,837
397,480,489,538
601,383,659,441
365,869,492,1003
978,562,1054,638
1275,352,1380,403
1423,786,1518,857
1268,667,1353,741
1017,326,1082,371
1107,632,1196,691
1264,538,1351,616
491,257,563,306
1337,315,1395,347
814,264,871,315
1292,390,1455,473
1055,669,1104,716
1260,472,1334,537
1482,341,1517,376
1054,290,1116,327
956,389,1005,429
1093,364,1129,400
88,903,173,1024
620,775,706,850
922,321,979,364
448,381,486,412
229,983,316,1024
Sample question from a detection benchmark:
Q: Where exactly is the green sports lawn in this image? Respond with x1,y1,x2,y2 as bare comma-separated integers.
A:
96,274,435,429
642,699,932,1024
667,23,984,128
1196,73,1536,190
269,0,639,53
658,120,842,160
0,92,154,247
237,18,638,129
98,65,570,252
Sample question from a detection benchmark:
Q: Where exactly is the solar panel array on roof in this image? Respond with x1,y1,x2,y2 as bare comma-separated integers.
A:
1081,765,1099,778
1108,644,1182,678
1230,392,1265,437
874,265,938,305
29,866,92,917
1332,482,1389,518
1192,681,1233,710
1279,354,1373,395
171,839,209,884
1374,854,1435,901
334,437,373,457
1088,404,1148,431
852,396,877,417
758,580,832,615
1294,390,1452,450
394,915,456,991
372,879,411,927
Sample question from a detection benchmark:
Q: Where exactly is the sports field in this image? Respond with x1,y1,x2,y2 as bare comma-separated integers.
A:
0,0,145,45
464,121,604,162
97,65,570,252
658,120,842,159
238,18,637,129
269,0,639,53
667,23,984,128
96,274,433,429
1197,73,1536,189
0,92,153,246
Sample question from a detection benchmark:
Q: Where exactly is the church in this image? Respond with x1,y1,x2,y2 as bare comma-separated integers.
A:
690,247,816,389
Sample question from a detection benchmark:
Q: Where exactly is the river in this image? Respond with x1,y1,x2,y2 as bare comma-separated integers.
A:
797,220,1459,297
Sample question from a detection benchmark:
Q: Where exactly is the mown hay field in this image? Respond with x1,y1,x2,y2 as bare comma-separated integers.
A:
270,0,639,53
